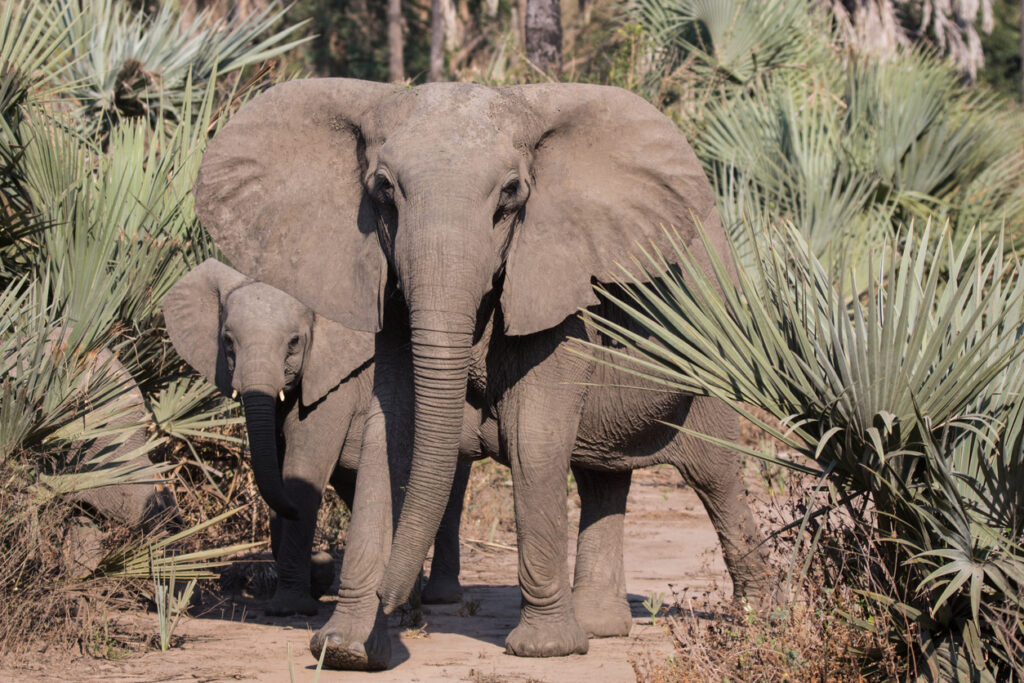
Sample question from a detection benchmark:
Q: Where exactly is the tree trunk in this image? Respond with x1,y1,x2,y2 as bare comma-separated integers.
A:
429,0,444,82
525,0,562,74
388,0,405,82
517,0,527,50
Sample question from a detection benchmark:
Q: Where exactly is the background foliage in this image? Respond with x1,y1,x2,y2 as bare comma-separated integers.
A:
582,2,1024,677
0,0,305,653
2,0,1023,677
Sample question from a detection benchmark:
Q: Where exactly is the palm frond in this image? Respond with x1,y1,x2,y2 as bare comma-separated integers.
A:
578,218,1024,676
52,0,309,137
98,507,260,580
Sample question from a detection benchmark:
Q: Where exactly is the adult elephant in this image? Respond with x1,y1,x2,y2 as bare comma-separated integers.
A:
194,79,770,669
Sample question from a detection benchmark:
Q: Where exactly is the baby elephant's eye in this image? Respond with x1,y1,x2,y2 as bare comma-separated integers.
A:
287,335,301,353
222,335,234,353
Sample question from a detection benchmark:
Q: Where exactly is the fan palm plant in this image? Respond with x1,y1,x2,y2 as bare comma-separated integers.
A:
632,0,1024,265
629,0,833,101
52,0,308,138
0,0,307,649
0,0,75,280
579,219,1024,678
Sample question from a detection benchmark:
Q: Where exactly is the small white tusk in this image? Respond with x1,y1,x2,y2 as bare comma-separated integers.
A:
279,390,285,402
231,389,238,400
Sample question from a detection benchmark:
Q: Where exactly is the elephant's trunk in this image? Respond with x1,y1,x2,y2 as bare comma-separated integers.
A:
241,391,299,520
378,308,473,613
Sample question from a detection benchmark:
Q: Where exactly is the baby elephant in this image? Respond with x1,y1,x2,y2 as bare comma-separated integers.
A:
164,259,470,615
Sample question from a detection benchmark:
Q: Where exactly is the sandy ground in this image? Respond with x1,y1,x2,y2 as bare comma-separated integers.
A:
8,467,736,683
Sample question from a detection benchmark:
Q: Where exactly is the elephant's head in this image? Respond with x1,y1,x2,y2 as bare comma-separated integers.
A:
163,258,373,518
193,79,728,609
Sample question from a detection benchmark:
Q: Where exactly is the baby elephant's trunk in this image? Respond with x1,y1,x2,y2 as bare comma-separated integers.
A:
242,391,298,520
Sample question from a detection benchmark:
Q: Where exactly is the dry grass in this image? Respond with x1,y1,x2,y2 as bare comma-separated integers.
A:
0,469,84,656
632,496,902,681
632,584,885,682
461,458,516,548
0,431,274,663
0,457,155,660
632,418,904,682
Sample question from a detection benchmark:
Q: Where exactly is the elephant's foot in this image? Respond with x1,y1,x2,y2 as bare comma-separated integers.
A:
421,572,462,604
310,551,335,598
732,573,778,613
505,606,588,658
310,599,390,670
572,588,632,638
265,586,321,616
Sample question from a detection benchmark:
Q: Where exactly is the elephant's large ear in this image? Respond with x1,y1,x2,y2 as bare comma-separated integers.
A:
163,259,249,395
302,315,375,407
499,84,728,336
194,78,398,331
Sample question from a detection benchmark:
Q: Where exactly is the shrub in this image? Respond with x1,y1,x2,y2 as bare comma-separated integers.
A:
0,0,306,655
631,0,1024,267
581,219,1024,678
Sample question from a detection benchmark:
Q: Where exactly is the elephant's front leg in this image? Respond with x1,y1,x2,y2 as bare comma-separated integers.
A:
499,343,590,658
311,336,411,671
309,400,394,669
269,507,334,603
266,407,347,616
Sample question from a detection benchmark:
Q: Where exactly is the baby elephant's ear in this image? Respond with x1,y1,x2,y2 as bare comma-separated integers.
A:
163,259,248,396
302,315,375,406
194,78,399,332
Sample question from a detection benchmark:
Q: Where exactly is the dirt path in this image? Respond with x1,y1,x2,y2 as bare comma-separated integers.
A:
13,467,734,682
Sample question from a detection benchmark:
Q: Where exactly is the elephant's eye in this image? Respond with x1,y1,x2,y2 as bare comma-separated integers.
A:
287,335,301,353
500,179,519,199
222,334,234,354
494,177,525,225
372,172,394,204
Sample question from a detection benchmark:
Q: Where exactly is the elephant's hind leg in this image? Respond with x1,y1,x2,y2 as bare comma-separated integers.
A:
670,398,773,608
422,459,471,604
571,465,633,637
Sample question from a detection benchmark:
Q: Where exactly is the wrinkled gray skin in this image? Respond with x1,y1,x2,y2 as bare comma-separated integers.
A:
68,341,176,535
19,334,178,576
163,259,470,615
194,79,772,669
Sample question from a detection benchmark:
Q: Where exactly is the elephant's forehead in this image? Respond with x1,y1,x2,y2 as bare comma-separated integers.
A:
376,84,512,155
225,283,310,325
406,82,500,118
